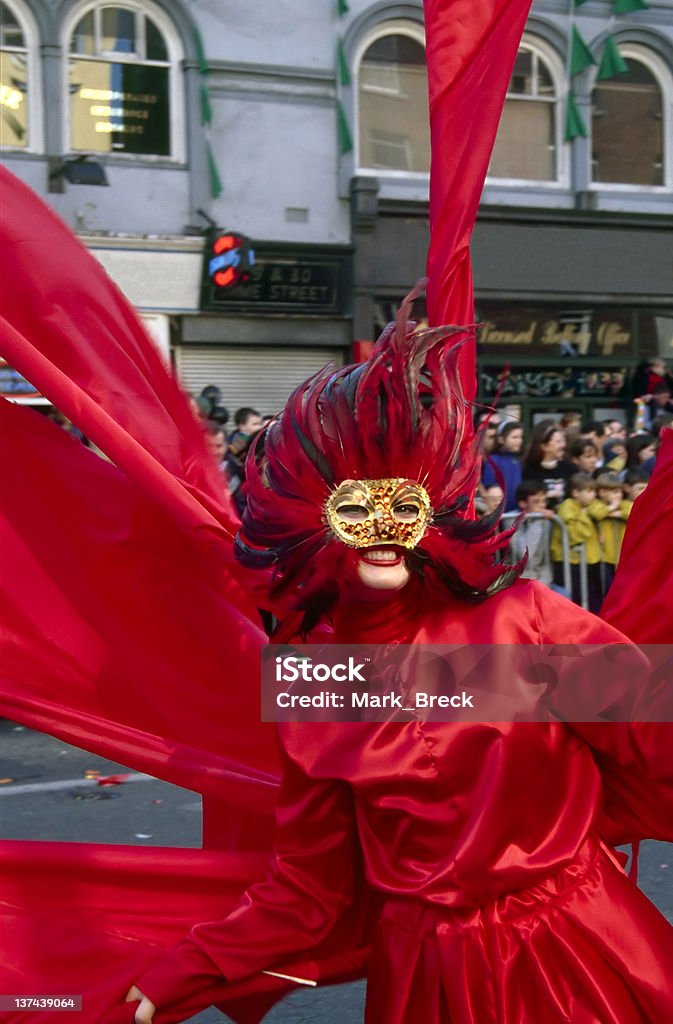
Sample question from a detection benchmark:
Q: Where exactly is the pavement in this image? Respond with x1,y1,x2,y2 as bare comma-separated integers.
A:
1,719,671,1022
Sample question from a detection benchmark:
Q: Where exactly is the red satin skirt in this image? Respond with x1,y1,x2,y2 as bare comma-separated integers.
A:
366,838,673,1023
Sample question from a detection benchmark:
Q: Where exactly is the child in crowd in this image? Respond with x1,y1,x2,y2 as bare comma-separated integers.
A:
643,358,673,395
478,484,504,518
602,439,627,473
622,468,649,502
568,438,599,477
551,473,605,613
579,421,607,468
594,472,631,595
508,482,556,589
625,434,657,475
481,421,524,512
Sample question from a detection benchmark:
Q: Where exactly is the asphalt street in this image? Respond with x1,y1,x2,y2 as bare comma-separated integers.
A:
1,720,671,1023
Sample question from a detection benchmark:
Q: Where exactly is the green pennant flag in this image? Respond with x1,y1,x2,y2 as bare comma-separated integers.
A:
570,26,596,77
206,140,223,198
337,99,353,154
574,0,591,6
337,37,351,87
597,36,629,80
200,83,212,126
565,92,588,141
337,0,350,15
614,0,648,13
193,26,209,76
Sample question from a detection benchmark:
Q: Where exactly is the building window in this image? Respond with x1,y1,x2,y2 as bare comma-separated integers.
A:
357,30,429,173
489,43,560,182
67,2,179,158
591,55,665,187
0,0,32,149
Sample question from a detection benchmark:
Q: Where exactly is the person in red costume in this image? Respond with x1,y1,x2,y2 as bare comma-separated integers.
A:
121,296,673,1024
1,1,672,1022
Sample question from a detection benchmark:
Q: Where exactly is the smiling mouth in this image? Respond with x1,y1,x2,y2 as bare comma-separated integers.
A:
360,547,404,566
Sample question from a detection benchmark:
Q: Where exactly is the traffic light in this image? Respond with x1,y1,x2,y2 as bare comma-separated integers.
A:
206,231,255,290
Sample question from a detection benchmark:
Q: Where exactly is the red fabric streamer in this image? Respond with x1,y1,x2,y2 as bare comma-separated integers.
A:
0,171,285,1019
425,0,533,394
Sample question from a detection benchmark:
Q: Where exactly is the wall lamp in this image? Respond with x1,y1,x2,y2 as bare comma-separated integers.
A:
48,156,109,192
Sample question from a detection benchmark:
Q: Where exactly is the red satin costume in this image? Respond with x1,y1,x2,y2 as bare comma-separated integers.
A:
1,2,673,1023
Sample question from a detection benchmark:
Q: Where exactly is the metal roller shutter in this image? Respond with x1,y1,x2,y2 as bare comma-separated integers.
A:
175,345,345,418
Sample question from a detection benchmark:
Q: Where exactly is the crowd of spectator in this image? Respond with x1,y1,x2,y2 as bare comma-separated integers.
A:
194,385,267,516
478,390,672,611
176,371,673,615
44,359,671,608
188,367,672,613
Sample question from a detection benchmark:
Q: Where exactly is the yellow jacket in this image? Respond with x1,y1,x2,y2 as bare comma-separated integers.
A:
551,498,603,565
596,500,631,565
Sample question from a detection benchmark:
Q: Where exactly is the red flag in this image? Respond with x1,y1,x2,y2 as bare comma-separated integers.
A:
424,0,533,394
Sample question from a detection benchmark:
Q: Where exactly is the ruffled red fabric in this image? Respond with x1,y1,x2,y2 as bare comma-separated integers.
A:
367,838,673,1023
133,581,673,1021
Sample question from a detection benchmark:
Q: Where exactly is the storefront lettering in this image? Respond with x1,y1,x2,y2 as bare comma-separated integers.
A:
206,258,340,310
269,284,331,302
95,123,145,134
479,317,631,356
539,321,592,355
78,88,159,139
79,88,158,104
89,106,150,120
596,321,631,356
480,321,536,345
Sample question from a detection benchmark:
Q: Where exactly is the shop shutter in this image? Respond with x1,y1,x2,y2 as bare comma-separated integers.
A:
175,345,345,418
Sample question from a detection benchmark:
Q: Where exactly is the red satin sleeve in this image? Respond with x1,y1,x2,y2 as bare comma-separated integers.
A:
601,429,673,644
530,586,673,845
570,649,673,846
135,742,357,1011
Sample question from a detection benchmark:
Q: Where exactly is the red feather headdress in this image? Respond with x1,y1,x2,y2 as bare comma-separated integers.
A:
236,287,523,620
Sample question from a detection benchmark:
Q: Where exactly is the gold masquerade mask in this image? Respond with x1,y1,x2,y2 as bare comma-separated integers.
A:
325,478,432,549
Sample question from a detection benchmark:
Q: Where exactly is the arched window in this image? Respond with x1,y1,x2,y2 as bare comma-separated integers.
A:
357,29,429,174
66,2,183,158
0,0,38,150
489,41,562,182
591,52,666,187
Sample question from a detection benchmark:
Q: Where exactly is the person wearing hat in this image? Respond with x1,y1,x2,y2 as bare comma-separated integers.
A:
481,420,524,512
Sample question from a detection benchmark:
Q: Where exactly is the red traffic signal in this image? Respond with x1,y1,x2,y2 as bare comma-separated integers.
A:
208,232,255,289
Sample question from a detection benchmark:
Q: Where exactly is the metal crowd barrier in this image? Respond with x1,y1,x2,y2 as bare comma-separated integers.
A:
501,512,589,609
563,518,626,611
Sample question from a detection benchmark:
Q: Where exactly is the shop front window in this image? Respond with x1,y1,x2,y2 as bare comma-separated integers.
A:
635,311,673,359
480,366,628,401
68,4,171,156
0,1,29,149
358,32,430,173
592,57,664,187
489,44,559,182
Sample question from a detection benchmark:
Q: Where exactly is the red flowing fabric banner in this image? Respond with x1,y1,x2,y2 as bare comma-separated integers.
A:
0,174,283,1020
424,0,533,395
